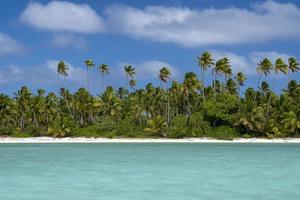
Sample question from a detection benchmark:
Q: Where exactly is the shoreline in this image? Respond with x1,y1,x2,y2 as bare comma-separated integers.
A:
1,137,300,143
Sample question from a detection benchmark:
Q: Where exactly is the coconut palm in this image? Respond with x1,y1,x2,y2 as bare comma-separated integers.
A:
215,57,231,93
266,58,288,118
85,60,95,91
288,57,299,73
124,65,135,89
281,111,300,136
129,79,137,91
235,107,265,135
198,51,214,102
57,61,68,78
288,57,299,82
144,115,167,137
98,64,109,90
159,67,171,125
255,58,273,101
183,72,202,116
235,72,246,96
57,61,73,118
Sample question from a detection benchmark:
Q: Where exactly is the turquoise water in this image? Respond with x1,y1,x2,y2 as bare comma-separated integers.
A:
1,143,300,200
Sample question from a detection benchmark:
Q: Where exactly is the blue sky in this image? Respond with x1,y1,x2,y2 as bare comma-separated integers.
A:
0,0,300,95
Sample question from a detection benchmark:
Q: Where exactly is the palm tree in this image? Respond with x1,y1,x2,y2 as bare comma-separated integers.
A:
183,72,202,116
85,60,95,91
255,58,273,101
288,57,299,82
57,61,68,78
144,115,167,137
235,107,265,135
124,65,135,90
57,61,73,118
281,111,300,136
129,79,137,91
98,64,109,90
14,86,32,129
266,58,288,118
159,67,171,87
215,57,231,94
235,72,246,96
159,67,171,125
198,51,214,102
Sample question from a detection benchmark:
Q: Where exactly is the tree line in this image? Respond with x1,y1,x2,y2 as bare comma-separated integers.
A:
0,52,299,139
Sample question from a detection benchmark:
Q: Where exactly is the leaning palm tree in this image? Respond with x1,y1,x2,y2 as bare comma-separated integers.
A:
255,58,273,101
85,60,95,91
98,64,109,90
159,67,171,126
124,65,135,90
235,72,246,96
198,51,214,102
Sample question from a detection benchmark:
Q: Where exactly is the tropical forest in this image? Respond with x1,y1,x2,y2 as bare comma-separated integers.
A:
1,52,299,139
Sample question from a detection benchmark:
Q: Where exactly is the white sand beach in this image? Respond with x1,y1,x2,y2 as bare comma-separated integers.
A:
1,137,300,143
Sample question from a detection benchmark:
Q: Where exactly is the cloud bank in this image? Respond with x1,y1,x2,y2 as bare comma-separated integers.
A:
104,0,300,47
20,1,105,33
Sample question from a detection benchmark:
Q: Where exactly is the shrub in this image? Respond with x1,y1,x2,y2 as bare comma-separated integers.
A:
166,114,189,138
188,112,211,137
48,116,74,138
206,126,240,140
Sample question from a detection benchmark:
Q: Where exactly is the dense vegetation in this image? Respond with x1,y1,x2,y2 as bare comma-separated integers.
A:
1,52,300,139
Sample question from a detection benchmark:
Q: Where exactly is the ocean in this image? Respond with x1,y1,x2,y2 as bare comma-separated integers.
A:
1,143,299,199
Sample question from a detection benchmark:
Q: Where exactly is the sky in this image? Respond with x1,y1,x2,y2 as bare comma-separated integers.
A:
0,0,300,95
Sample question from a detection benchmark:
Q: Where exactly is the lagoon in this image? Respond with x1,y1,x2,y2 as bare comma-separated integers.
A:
1,143,300,200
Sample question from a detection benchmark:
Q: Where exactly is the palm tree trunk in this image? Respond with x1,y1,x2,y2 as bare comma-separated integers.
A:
202,68,205,102
266,73,277,119
254,72,262,101
86,67,89,91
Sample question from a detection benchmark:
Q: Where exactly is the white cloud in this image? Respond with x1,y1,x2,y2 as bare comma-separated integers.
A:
20,1,105,33
51,34,88,49
118,60,179,80
210,50,294,75
0,65,23,84
0,33,22,57
105,1,300,47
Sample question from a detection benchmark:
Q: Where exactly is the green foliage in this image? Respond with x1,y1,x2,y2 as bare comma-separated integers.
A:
206,126,240,140
1,53,300,139
204,93,239,125
48,116,74,138
167,114,188,138
145,116,167,137
188,112,211,136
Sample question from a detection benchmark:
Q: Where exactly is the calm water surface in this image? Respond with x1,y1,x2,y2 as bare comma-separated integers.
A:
0,143,300,200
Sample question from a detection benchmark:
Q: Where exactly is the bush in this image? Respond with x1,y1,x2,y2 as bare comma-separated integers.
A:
24,126,46,137
166,114,189,138
204,93,239,125
0,126,15,136
206,126,240,140
115,116,135,136
48,116,75,138
188,112,211,137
